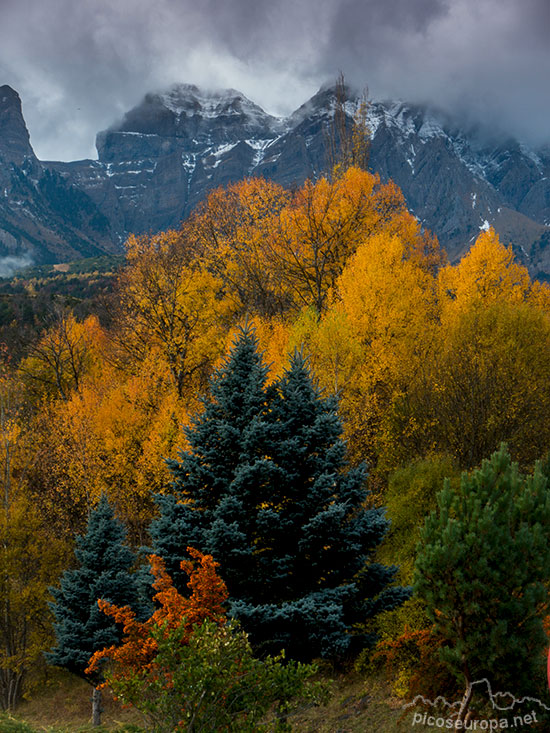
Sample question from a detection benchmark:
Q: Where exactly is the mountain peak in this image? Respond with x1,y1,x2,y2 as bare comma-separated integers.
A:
97,82,284,157
0,84,35,165
154,82,278,124
0,85,21,103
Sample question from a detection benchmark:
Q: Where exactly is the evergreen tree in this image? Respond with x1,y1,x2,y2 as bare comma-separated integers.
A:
151,323,274,591
48,495,144,725
414,445,550,720
151,328,409,659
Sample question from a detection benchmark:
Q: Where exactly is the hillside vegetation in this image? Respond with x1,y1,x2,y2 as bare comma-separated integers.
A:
2,165,550,730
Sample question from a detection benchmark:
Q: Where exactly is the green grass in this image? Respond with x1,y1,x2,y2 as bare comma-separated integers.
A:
0,714,38,732
0,719,143,733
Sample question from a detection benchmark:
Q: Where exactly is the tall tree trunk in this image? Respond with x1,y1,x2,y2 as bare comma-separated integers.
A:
458,680,472,723
92,686,102,727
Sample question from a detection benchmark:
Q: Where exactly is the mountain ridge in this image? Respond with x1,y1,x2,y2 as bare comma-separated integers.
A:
1,82,549,274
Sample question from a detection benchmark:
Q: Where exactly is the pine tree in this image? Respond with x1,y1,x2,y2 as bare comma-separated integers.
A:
48,495,144,726
414,445,550,720
151,328,409,659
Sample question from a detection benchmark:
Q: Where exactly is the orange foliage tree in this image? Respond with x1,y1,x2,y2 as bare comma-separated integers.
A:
190,167,433,318
19,308,105,403
86,547,228,682
87,548,319,732
273,168,434,314
27,351,184,542
187,177,291,317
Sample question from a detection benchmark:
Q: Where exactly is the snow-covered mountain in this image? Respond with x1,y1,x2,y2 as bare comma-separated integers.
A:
1,82,550,273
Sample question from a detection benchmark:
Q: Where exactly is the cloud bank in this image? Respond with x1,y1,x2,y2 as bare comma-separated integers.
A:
0,253,33,279
0,0,548,160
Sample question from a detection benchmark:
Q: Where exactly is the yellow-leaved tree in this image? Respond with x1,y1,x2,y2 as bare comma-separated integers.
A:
0,359,66,710
388,229,550,468
285,227,443,470
29,351,185,542
18,308,104,403
188,177,291,317
115,229,236,400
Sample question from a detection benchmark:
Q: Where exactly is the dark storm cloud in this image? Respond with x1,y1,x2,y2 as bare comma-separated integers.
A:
322,0,550,144
0,0,548,160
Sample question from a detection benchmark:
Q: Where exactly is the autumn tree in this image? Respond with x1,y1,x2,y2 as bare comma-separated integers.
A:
396,300,550,467
29,353,183,542
87,548,228,679
115,229,235,399
0,495,64,711
190,167,432,318
272,168,413,314
87,548,318,733
48,495,145,726
18,306,103,403
324,72,370,176
188,177,292,317
151,325,409,659
388,232,550,468
415,446,550,720
0,363,66,710
285,227,443,470
307,226,550,472
438,227,533,312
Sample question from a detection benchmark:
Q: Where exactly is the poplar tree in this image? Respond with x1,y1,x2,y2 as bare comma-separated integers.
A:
151,326,408,659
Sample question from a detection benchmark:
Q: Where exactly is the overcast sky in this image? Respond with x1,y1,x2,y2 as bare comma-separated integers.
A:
0,0,548,161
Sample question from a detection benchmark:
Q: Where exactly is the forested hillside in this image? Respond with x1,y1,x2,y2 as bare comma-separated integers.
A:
3,163,550,730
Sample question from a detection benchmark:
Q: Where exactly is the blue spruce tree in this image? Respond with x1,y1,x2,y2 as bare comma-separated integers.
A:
151,327,408,659
48,495,144,725
151,323,274,591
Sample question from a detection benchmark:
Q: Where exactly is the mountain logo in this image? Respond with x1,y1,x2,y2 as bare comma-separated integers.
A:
403,678,550,719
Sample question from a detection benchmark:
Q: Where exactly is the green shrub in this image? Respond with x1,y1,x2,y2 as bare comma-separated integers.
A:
104,618,325,732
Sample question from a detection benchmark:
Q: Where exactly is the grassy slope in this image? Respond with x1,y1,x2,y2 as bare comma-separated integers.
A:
1,671,421,732
3,672,143,732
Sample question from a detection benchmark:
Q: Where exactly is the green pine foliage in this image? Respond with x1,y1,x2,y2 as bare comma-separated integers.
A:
414,444,550,704
47,495,145,683
151,325,409,659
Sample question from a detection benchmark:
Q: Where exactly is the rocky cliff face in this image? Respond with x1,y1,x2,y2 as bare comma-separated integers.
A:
363,98,550,272
2,82,550,273
0,85,35,167
0,85,119,265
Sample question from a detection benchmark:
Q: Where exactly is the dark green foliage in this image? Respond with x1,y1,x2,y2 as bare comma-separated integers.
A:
47,495,145,683
152,324,274,591
151,326,409,659
414,444,550,702
0,267,118,361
